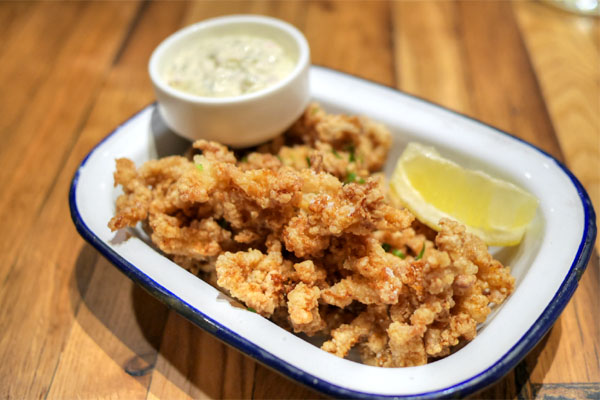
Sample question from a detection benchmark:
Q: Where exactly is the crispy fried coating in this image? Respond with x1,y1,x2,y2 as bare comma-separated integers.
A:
322,305,387,357
320,218,514,366
108,158,152,230
387,322,428,367
287,282,325,335
108,104,514,368
149,215,231,258
283,175,413,258
215,249,293,317
288,103,392,172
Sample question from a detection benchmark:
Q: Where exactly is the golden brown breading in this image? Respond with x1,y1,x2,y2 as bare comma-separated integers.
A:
292,260,327,287
321,305,382,358
215,249,293,317
436,219,515,322
283,176,413,258
149,214,231,258
238,152,282,171
287,282,325,335
322,305,389,358
318,218,514,367
387,322,428,367
192,139,237,164
288,103,392,172
108,104,515,368
108,158,152,230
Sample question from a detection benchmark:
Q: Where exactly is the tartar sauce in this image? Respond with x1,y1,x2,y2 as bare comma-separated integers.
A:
163,34,296,98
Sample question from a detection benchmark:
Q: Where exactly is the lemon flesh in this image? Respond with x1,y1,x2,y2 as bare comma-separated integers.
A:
390,142,538,246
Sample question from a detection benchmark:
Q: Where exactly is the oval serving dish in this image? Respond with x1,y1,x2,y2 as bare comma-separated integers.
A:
69,65,596,399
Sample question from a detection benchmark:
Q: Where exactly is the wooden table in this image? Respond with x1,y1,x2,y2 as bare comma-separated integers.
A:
1,1,597,398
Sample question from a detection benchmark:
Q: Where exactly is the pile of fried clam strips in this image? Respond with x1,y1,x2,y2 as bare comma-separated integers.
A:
109,103,514,367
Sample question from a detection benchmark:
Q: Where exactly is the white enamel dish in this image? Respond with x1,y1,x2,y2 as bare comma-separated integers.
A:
69,66,596,399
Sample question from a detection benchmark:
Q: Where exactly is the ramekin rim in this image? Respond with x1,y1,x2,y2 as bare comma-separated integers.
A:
148,14,310,105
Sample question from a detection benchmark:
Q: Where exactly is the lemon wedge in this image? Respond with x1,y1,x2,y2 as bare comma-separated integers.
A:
389,142,538,246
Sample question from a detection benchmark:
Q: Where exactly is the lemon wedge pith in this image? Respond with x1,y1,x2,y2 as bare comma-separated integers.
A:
389,143,538,246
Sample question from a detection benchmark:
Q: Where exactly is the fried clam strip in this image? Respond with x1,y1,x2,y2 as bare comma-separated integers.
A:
322,219,514,367
108,158,152,230
216,245,294,317
214,162,302,233
277,142,369,181
108,152,230,259
196,139,304,236
244,103,391,181
238,152,282,171
435,218,515,322
109,140,303,259
287,282,325,335
285,260,329,335
321,305,389,358
283,171,414,258
212,167,410,332
288,103,392,173
320,237,405,307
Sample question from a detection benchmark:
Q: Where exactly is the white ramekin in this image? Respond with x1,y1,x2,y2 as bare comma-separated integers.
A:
148,15,310,147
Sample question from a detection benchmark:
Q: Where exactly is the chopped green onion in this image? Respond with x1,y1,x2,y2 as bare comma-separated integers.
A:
383,243,406,259
392,249,406,259
306,156,311,167
344,171,357,184
415,243,426,260
332,149,342,159
346,145,356,162
344,171,365,185
195,163,204,171
240,155,248,163
276,155,282,161
311,107,319,115
247,307,257,313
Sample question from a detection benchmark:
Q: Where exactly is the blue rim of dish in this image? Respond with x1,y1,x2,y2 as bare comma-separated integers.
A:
69,65,596,399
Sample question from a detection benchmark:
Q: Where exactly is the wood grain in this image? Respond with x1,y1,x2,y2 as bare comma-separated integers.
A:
393,0,475,115
513,1,600,386
0,2,141,398
390,2,595,397
514,0,600,250
0,1,597,399
304,0,395,85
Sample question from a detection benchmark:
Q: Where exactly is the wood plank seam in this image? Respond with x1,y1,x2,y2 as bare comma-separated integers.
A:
143,310,168,400
32,99,98,222
1,2,154,396
572,301,591,380
509,2,564,161
29,0,148,225
451,1,477,116
42,350,63,400
42,247,100,400
111,0,151,67
514,358,535,400
0,1,88,163
42,245,102,399
385,0,398,89
1,257,18,288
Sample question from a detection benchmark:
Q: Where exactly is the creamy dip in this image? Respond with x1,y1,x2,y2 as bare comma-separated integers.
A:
163,34,296,98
